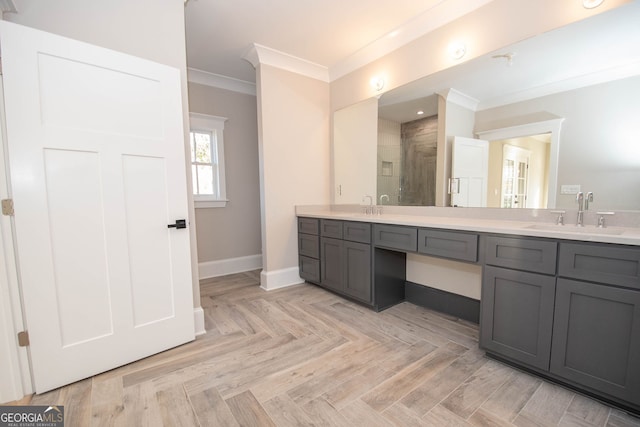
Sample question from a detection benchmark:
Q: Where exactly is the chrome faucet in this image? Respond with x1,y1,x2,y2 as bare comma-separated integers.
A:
576,192,584,227
362,195,373,215
550,210,565,225
584,192,594,211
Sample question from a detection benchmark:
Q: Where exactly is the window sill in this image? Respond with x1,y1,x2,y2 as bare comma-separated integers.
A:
195,199,228,209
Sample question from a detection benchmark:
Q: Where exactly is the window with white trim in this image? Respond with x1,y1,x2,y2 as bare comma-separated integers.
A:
189,113,228,208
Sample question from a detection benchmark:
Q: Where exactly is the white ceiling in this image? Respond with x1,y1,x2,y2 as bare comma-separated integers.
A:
184,0,640,117
184,0,493,83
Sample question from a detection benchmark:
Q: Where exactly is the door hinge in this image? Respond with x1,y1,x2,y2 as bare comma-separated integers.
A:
2,199,14,216
17,331,29,347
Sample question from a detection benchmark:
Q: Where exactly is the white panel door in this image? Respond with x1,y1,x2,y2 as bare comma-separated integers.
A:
451,137,489,207
0,21,194,393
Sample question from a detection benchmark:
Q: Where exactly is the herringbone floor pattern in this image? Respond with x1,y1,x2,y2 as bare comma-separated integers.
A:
14,271,640,426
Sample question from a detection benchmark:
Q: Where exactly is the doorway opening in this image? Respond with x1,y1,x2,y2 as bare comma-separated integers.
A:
477,118,563,209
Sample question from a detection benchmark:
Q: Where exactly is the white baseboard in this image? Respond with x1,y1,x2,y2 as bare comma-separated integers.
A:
198,254,262,280
260,267,304,291
193,307,206,336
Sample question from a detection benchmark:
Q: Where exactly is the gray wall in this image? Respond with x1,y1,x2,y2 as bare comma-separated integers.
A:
188,83,261,262
476,75,640,211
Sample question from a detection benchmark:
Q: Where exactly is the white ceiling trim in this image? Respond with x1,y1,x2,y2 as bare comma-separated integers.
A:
243,43,330,83
438,88,479,111
328,0,494,81
187,68,256,96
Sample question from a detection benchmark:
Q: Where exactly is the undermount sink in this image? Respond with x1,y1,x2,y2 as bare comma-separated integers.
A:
524,224,625,235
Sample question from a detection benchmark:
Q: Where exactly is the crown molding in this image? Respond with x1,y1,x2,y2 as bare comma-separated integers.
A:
0,0,17,13
243,43,329,83
329,0,493,81
187,68,256,96
438,88,479,111
477,60,640,111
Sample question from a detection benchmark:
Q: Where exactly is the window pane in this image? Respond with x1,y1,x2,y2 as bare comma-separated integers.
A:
194,132,211,163
190,132,196,162
197,165,214,195
192,164,198,194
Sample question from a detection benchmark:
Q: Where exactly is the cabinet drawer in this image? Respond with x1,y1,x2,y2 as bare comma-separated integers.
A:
298,233,319,258
299,256,320,283
485,236,557,275
344,222,371,244
373,224,417,252
558,242,640,289
418,229,478,262
298,217,319,235
321,219,343,239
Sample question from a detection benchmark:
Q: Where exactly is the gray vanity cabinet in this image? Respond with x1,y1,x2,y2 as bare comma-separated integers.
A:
319,221,372,304
481,238,640,411
481,265,556,370
550,278,640,405
481,236,558,370
298,218,320,283
550,242,640,406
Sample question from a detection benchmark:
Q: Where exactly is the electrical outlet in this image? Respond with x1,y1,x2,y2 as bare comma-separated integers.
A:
560,184,581,195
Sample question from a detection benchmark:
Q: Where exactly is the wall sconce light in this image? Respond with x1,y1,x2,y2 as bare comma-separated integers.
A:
370,76,385,92
582,0,604,9
417,110,424,115
449,42,467,60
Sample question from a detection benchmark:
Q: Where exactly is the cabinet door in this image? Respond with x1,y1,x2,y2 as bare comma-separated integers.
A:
481,266,556,371
321,237,343,292
551,279,640,405
343,241,372,303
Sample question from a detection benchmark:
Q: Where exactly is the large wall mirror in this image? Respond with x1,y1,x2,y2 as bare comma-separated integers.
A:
333,2,640,211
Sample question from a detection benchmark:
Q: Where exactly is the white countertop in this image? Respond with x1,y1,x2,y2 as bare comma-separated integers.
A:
296,206,640,246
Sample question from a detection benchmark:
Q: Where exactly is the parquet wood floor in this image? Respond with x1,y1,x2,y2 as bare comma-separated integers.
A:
9,270,640,426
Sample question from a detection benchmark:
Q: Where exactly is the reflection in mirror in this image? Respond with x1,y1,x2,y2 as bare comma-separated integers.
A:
334,2,640,211
377,114,438,206
488,134,550,209
334,97,377,205
377,95,439,206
